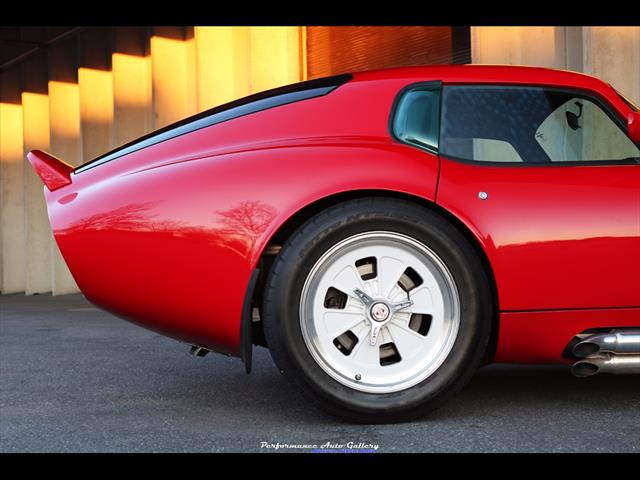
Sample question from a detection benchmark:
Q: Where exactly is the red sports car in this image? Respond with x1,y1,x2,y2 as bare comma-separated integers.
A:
29,65,640,422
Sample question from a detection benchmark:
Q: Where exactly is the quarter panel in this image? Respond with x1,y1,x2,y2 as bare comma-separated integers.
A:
45,142,439,355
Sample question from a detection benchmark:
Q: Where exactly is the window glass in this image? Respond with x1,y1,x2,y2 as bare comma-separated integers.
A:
474,139,523,162
442,137,524,162
535,97,639,162
440,85,640,163
392,87,440,151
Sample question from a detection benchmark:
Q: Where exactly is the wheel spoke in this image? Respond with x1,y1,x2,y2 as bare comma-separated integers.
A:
332,265,365,301
322,310,366,339
387,323,425,359
351,337,380,366
406,285,433,314
378,256,407,298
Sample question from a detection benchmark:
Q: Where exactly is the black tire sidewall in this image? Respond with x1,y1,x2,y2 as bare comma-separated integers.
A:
262,199,492,421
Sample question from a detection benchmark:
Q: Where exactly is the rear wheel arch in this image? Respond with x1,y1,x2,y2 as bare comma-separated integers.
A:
249,189,500,362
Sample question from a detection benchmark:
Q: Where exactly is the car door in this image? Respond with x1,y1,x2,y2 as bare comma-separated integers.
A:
435,84,640,311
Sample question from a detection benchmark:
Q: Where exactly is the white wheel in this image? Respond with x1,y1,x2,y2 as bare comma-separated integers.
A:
262,198,492,422
300,231,460,393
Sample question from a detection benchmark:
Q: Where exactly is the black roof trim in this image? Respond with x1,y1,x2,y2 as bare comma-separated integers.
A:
75,73,353,174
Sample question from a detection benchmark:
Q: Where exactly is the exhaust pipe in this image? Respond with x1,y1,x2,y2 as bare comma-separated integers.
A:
570,329,640,378
572,330,640,357
571,353,640,378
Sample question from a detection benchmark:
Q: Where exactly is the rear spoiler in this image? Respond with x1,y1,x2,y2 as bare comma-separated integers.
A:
26,150,73,191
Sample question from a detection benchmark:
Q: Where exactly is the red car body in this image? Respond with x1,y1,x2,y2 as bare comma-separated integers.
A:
29,65,640,369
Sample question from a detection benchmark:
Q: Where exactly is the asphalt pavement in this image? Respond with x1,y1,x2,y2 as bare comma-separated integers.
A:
1,293,639,453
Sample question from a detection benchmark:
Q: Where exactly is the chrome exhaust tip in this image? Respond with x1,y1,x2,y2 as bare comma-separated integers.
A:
570,330,640,377
571,360,600,378
572,330,640,358
571,353,640,378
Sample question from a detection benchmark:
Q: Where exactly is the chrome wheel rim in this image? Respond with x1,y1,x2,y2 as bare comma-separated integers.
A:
299,231,460,394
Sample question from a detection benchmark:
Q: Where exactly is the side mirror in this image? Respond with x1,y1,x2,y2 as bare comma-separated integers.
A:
628,111,640,144
565,101,583,131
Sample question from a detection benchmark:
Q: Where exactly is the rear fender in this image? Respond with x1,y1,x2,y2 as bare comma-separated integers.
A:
41,141,440,357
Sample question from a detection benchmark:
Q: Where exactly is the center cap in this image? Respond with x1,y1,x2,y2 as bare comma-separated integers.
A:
370,302,390,322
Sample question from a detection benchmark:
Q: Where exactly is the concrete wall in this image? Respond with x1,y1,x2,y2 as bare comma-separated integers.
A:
583,27,640,105
0,26,302,295
0,69,25,294
471,26,640,104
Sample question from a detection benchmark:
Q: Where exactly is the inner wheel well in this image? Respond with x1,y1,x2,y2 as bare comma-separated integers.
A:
250,190,500,364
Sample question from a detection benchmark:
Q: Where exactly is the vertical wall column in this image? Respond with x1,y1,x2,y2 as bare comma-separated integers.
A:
151,27,197,128
112,27,153,146
48,38,80,295
22,52,51,294
0,68,25,293
194,26,251,110
78,28,114,160
248,27,302,93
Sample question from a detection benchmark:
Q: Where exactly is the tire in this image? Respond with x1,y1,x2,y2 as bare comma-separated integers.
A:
262,198,492,423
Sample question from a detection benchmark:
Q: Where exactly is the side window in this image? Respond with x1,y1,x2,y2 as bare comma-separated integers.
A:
440,85,640,164
392,86,440,152
535,97,640,162
445,138,524,162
